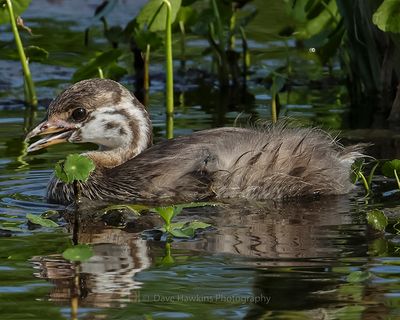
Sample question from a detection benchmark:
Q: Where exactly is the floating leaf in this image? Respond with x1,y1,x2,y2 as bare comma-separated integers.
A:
55,154,95,184
137,0,182,32
153,206,183,226
372,0,400,33
24,45,49,62
103,204,148,215
160,220,211,238
62,244,93,262
367,209,388,232
382,160,400,178
0,224,24,232
346,270,372,283
170,227,192,238
0,0,31,25
26,213,59,228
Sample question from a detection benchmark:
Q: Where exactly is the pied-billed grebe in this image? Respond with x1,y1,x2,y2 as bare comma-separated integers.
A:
26,79,364,205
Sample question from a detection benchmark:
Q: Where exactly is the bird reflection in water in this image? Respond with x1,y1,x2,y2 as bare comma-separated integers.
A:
30,194,364,317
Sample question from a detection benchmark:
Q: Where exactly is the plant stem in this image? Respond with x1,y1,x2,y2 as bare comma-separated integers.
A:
271,94,277,123
97,67,104,78
144,43,150,92
179,20,186,69
5,0,37,107
163,0,174,139
394,169,400,190
359,172,370,195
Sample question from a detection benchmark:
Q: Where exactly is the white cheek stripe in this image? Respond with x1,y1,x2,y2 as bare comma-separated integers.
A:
81,98,150,152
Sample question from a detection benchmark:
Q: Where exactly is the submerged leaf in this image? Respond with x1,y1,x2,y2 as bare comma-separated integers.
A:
63,244,93,262
26,213,59,228
346,270,372,283
366,209,388,232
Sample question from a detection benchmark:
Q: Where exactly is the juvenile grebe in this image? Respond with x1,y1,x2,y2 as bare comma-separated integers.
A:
26,79,364,205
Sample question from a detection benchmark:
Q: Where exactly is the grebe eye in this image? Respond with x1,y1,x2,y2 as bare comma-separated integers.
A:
71,107,87,122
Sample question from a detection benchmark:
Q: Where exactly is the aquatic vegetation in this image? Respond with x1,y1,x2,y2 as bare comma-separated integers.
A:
55,154,95,184
382,159,400,190
153,205,211,239
137,0,179,138
1,0,37,106
366,209,388,232
26,213,59,228
62,244,94,262
352,159,379,196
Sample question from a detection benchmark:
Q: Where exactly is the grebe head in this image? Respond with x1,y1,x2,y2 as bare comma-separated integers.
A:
26,79,152,167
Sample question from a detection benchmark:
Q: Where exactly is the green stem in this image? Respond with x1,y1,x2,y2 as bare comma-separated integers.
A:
394,169,400,190
271,94,277,123
5,0,37,106
144,44,150,92
359,172,370,195
163,0,174,134
97,67,104,79
179,20,186,69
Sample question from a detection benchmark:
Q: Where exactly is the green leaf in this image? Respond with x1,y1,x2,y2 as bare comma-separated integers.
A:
137,0,182,32
72,49,122,82
373,0,400,33
175,6,196,25
103,204,147,215
133,28,163,51
55,160,70,183
0,0,31,25
153,206,183,225
24,45,49,62
187,220,211,230
351,159,364,183
161,220,211,238
346,271,372,283
170,228,192,238
382,160,400,178
105,62,128,81
0,224,24,232
366,209,388,232
26,213,59,228
62,244,93,262
55,154,95,183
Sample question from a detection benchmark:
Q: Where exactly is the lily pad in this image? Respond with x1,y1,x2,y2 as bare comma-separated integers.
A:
26,213,59,228
55,154,95,184
366,209,388,232
62,244,93,262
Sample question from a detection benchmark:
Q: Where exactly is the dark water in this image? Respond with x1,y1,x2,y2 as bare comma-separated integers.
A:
1,1,400,319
